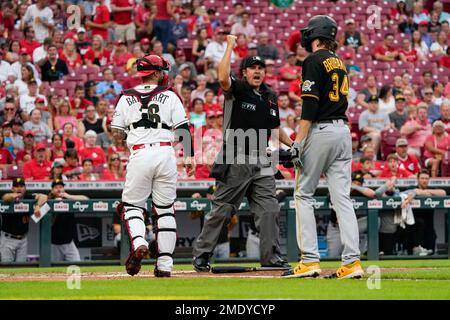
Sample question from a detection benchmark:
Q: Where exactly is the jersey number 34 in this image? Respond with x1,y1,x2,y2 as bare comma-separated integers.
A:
329,73,349,102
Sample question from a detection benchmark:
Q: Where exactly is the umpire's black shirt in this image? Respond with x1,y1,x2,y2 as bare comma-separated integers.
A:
223,75,280,155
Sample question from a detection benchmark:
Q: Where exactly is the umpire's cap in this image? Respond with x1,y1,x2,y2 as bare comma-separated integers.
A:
240,55,266,73
301,15,338,52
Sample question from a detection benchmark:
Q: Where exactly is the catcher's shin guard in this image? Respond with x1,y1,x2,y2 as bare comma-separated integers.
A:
119,202,149,252
152,201,177,272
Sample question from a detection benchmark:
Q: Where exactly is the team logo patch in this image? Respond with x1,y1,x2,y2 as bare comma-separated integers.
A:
302,80,315,92
270,109,277,116
241,102,256,111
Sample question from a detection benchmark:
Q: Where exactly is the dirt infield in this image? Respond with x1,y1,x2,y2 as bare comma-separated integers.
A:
0,267,439,282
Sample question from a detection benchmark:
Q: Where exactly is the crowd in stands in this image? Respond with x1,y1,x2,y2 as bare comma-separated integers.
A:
0,0,449,182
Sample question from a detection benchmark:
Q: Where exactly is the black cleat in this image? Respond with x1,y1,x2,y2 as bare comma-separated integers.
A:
193,253,212,272
261,259,291,270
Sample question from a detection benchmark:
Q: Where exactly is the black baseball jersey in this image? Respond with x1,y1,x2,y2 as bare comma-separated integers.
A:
224,76,280,155
300,49,349,122
0,193,34,236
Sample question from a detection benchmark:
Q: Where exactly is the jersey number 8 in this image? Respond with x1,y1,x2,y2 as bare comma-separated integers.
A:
329,73,349,102
148,103,161,123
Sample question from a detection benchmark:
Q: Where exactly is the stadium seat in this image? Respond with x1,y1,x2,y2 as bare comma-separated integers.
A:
5,165,24,179
380,128,400,160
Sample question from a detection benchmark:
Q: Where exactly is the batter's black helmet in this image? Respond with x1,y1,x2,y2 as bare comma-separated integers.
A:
300,15,338,52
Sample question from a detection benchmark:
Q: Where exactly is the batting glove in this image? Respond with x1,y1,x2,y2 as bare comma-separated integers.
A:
290,140,305,169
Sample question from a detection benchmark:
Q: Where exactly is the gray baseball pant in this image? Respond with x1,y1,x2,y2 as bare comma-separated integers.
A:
0,231,28,262
294,120,360,265
52,241,81,262
193,163,283,265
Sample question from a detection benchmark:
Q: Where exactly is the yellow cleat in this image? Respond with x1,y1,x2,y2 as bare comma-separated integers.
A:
282,262,321,278
326,260,364,279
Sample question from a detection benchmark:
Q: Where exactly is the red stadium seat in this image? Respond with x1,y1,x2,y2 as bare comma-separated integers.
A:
5,165,24,179
380,128,400,160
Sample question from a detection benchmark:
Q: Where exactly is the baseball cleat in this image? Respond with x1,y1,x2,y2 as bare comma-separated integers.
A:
125,245,149,276
193,253,211,272
325,260,364,279
154,268,171,278
282,262,321,278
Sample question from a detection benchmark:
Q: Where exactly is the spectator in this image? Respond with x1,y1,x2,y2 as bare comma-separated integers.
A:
389,94,409,130
430,31,448,55
59,38,82,72
207,8,220,30
202,90,221,113
256,32,279,60
0,49,15,83
233,33,249,59
54,99,78,133
399,38,422,63
247,42,258,56
204,27,235,68
227,2,245,25
50,133,65,162
11,48,39,83
102,152,125,180
107,134,130,169
16,130,35,164
264,59,280,93
96,68,123,101
75,28,91,60
172,9,189,42
343,52,362,76
111,40,133,68
21,0,54,43
169,49,197,79
412,1,430,25
373,33,399,62
111,0,135,47
84,35,111,68
19,27,41,56
84,80,99,107
411,30,429,58
401,106,432,157
0,131,14,170
14,65,41,97
285,30,301,54
85,0,111,41
338,18,367,51
50,159,66,180
437,101,450,133
121,61,141,90
34,97,53,131
0,99,27,125
191,74,208,102
432,81,445,106
359,95,391,157
23,109,52,143
2,122,17,157
279,52,302,82
412,169,446,254
23,142,52,180
47,179,86,261
379,153,414,178
78,130,106,167
179,64,197,91
432,1,450,23
390,0,410,26
62,122,84,152
403,87,422,106
135,0,156,40
440,47,450,69
10,120,24,152
416,21,433,48
421,70,434,91
423,120,450,177
378,85,396,114
79,158,100,181
5,40,20,64
152,40,175,66
180,85,193,111
421,88,437,120
20,80,46,114
40,45,69,82
62,148,82,179
79,105,104,137
395,138,421,175
192,28,210,70
0,177,47,262
152,0,174,52
278,94,295,127
351,132,362,160
428,10,442,34
189,98,206,129
355,75,379,109
97,117,113,152
70,85,92,120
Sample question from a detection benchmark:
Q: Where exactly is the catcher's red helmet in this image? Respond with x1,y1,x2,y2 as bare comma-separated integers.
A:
135,54,170,78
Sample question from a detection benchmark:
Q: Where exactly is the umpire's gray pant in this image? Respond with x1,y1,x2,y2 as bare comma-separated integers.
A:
193,163,283,265
294,120,360,265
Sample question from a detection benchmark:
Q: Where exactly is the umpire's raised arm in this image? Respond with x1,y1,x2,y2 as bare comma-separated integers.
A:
217,35,237,92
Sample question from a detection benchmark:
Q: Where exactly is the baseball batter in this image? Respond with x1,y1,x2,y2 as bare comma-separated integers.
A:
283,16,364,279
112,54,195,277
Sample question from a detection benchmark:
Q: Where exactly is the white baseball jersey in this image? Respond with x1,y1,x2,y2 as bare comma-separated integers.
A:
111,84,188,147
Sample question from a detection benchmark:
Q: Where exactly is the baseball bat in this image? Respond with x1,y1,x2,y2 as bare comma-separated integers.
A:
211,266,289,273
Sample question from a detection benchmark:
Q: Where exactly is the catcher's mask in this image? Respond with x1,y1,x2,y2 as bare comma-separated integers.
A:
301,15,338,52
135,54,170,86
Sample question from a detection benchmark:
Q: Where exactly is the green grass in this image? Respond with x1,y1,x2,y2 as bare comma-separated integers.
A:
1,260,450,300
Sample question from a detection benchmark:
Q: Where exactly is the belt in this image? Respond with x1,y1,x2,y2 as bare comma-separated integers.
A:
317,119,348,124
3,232,26,240
132,142,172,150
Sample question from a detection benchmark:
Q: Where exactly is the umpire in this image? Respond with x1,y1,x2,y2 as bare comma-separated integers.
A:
192,35,293,271
284,15,364,279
